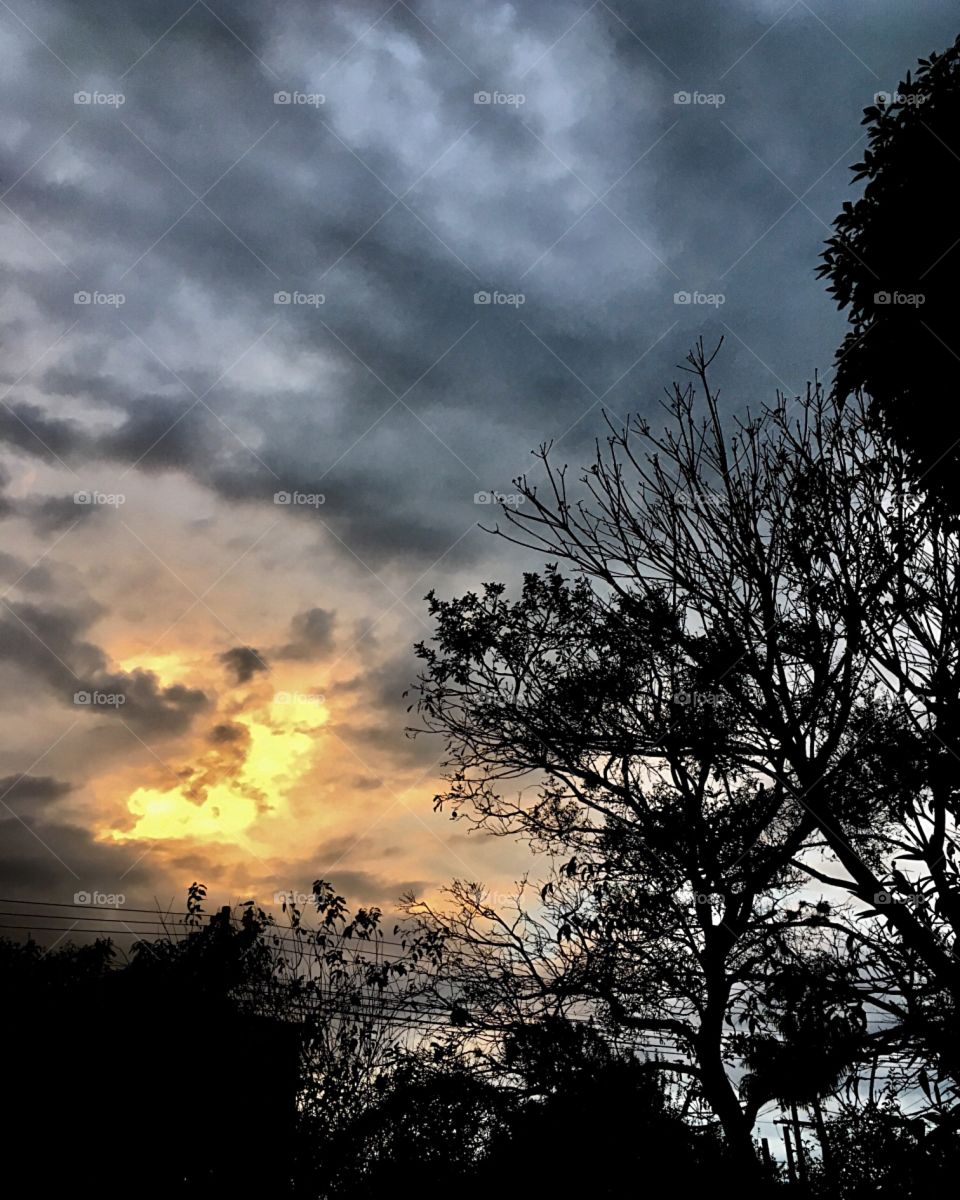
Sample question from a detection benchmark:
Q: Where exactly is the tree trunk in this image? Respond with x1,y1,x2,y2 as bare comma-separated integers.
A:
695,1024,760,1183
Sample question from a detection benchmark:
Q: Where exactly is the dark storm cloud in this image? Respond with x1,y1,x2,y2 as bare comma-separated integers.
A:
348,775,384,792
315,869,431,905
0,601,106,684
273,606,336,661
4,0,950,576
249,856,430,910
325,646,440,771
0,550,54,593
0,465,13,519
0,404,88,463
0,0,944,572
20,493,105,534
0,774,74,808
0,813,170,901
0,600,210,736
10,0,943,568
208,721,248,744
218,644,269,684
2,0,960,902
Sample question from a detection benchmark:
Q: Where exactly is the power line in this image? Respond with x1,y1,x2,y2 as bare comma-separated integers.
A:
0,916,424,968
0,921,687,1046
0,896,416,950
0,905,592,971
0,901,691,1052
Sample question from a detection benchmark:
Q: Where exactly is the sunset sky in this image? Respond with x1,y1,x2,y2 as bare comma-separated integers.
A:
1,0,955,921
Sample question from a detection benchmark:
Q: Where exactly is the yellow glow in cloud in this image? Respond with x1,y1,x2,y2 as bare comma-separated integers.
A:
114,694,326,845
125,780,259,840
114,651,207,685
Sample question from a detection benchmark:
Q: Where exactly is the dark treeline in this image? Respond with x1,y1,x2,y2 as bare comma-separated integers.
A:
0,887,733,1197
5,33,960,1200
2,879,958,1196
4,882,957,1199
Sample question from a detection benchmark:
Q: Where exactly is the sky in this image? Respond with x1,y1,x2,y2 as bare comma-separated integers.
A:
1,0,957,927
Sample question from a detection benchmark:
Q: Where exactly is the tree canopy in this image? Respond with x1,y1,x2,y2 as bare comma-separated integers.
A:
819,35,960,509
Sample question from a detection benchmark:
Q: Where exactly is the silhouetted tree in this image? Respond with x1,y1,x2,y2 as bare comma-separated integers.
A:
271,881,442,1193
316,1048,509,1199
403,858,827,1179
481,1019,733,1195
0,894,300,1196
320,1014,737,1198
815,1096,960,1199
820,35,960,509
0,881,438,1197
412,341,960,1174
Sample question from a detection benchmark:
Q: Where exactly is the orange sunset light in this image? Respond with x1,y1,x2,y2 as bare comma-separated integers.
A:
110,677,328,845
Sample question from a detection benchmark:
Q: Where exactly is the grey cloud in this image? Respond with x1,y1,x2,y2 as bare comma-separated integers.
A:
0,814,172,904
0,774,74,808
207,720,249,744
349,775,383,792
3,0,949,573
0,551,55,593
0,601,210,737
2,0,959,901
218,645,269,684
273,606,336,661
21,494,105,535
0,404,89,464
325,647,441,771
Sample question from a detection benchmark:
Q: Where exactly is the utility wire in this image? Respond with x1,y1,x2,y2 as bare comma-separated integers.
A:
0,896,416,949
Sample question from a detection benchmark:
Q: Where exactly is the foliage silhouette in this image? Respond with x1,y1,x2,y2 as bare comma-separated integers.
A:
411,332,960,1180
820,35,960,509
0,882,430,1197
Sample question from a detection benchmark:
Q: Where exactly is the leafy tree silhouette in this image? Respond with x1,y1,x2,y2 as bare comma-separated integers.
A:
316,1048,509,1199
412,339,960,1177
480,1019,734,1196
320,1017,737,1199
820,35,960,510
0,890,300,1196
736,956,867,1109
817,1096,960,1199
0,881,430,1197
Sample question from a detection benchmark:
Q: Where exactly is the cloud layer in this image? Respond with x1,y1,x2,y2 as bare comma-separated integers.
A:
1,0,956,917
